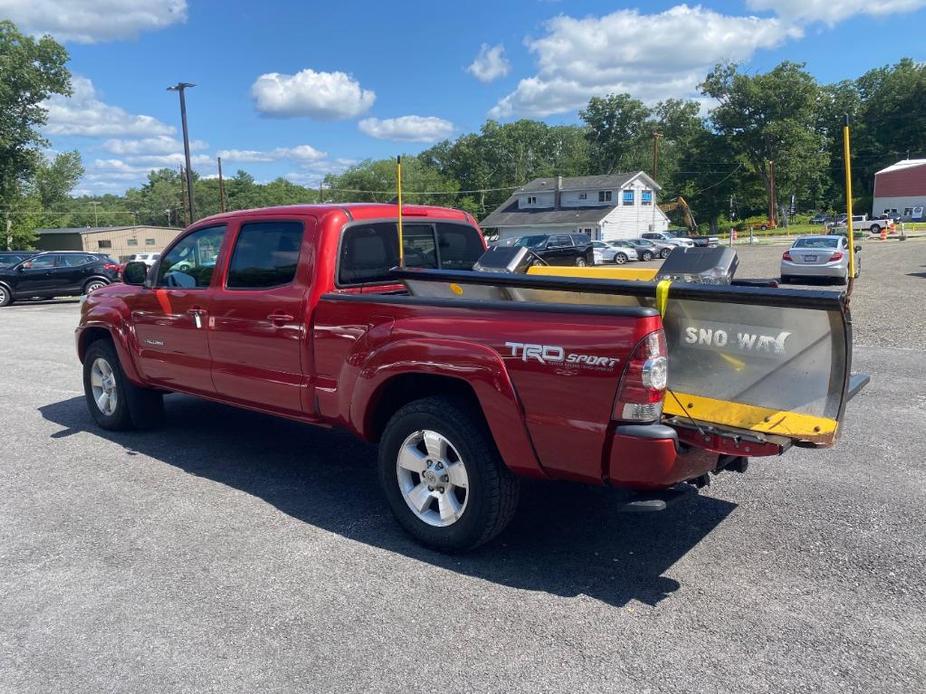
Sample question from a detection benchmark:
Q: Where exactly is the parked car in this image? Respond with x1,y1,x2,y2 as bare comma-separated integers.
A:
76,203,863,551
513,233,594,266
592,240,637,264
0,251,36,268
127,252,161,267
604,240,639,264
624,238,666,261
809,213,833,225
670,230,719,247
0,251,121,307
641,231,694,249
780,235,861,285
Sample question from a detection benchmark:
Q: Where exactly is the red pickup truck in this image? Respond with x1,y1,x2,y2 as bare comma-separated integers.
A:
76,203,855,551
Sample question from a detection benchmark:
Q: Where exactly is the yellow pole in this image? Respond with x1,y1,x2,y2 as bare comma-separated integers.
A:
396,155,404,267
843,116,856,286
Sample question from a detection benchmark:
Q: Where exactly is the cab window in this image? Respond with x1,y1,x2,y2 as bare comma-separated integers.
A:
226,221,304,289
338,221,483,286
157,225,227,288
27,255,57,269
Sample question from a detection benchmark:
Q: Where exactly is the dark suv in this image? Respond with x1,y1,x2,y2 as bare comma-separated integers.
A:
0,251,120,307
513,233,594,266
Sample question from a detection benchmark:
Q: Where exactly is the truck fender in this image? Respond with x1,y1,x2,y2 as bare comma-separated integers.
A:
350,338,547,479
77,310,145,386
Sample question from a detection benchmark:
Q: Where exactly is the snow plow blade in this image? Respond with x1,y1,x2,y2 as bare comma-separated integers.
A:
396,268,858,447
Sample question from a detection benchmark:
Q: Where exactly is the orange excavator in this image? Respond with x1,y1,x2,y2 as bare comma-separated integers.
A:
659,196,698,232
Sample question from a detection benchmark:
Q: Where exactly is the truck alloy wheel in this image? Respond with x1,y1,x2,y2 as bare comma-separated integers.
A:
378,396,519,551
83,339,164,431
397,430,469,527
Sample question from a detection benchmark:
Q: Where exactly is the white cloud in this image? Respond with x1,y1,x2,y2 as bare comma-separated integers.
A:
489,4,800,118
44,76,174,137
251,69,375,120
747,0,926,24
0,0,187,43
126,153,213,167
358,115,455,143
216,145,327,163
102,136,207,155
467,43,511,83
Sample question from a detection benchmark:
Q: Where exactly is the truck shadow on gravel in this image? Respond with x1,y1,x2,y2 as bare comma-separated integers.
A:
40,394,736,608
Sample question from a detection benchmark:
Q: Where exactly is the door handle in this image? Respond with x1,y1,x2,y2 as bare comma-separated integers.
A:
187,307,206,329
267,312,294,323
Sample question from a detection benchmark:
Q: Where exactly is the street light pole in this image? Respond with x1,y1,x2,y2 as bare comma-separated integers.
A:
167,82,196,223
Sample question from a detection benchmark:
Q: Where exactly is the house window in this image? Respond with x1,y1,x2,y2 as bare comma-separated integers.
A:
97,239,112,249
641,190,653,206
578,192,587,200
527,195,537,205
622,190,635,206
127,238,138,246
145,238,156,245
598,190,612,203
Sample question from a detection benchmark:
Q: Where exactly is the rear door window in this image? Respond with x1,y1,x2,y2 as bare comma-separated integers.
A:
338,221,484,285
226,221,304,289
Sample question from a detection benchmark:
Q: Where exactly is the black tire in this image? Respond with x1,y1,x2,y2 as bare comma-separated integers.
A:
660,248,672,259
575,256,587,267
0,283,12,307
642,251,653,261
83,339,164,431
378,396,520,552
614,253,627,265
760,224,768,231
83,279,108,294
869,225,880,235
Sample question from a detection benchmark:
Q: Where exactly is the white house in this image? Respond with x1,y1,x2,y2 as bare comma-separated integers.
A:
480,172,670,242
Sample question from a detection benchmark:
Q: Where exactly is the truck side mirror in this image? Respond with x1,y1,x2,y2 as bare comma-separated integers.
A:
122,260,149,286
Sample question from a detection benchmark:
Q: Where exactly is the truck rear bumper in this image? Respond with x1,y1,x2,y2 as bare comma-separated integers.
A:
608,423,717,490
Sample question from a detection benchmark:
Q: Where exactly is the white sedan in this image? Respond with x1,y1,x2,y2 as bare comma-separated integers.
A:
780,235,860,285
592,241,638,264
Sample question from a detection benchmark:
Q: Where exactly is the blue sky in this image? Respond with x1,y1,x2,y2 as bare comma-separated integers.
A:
6,0,925,194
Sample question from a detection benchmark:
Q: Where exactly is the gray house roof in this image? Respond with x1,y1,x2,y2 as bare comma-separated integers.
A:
481,172,659,229
35,225,181,236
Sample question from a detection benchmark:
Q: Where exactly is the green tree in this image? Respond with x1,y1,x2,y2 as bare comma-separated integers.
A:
701,61,829,221
0,20,71,248
579,93,651,174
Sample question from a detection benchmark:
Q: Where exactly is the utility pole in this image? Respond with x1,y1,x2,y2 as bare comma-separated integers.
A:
165,209,172,226
179,166,189,226
651,131,663,180
217,156,227,213
767,160,778,227
89,201,100,227
167,82,196,222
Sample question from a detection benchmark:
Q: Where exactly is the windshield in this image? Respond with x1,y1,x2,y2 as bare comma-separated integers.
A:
514,235,547,248
793,238,839,249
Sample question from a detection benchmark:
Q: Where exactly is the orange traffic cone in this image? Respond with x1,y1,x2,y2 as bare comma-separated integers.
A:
880,226,887,241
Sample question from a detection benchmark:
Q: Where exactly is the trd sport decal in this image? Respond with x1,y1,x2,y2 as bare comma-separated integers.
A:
504,342,619,369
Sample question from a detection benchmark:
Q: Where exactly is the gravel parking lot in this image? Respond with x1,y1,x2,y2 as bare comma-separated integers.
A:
1,239,924,693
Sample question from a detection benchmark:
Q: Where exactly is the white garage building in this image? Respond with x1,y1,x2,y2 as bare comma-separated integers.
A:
480,173,670,242
873,159,926,221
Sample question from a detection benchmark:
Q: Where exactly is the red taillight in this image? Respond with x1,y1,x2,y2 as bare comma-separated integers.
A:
782,251,793,261
613,329,668,422
830,251,843,261
103,263,119,271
